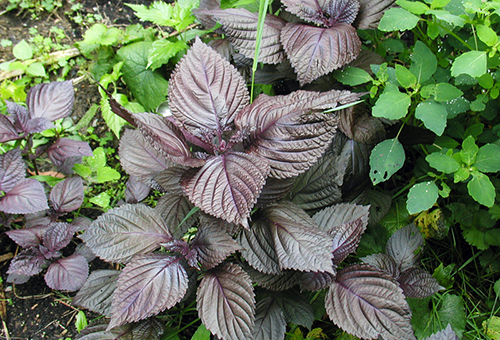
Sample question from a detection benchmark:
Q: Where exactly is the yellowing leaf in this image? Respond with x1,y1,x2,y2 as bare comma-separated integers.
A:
413,208,448,239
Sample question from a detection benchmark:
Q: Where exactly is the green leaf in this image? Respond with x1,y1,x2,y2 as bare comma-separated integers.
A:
395,64,417,88
372,89,411,120
89,192,111,209
96,167,121,183
476,24,498,47
451,51,487,78
410,41,437,83
75,311,88,333
147,39,188,71
26,62,47,78
117,41,169,111
13,40,33,60
431,0,452,8
334,67,373,86
396,0,429,14
415,100,448,136
474,144,500,173
99,91,128,138
433,83,463,101
407,181,439,214
87,147,107,169
443,97,470,119
453,167,470,183
439,181,451,198
378,8,420,31
126,2,176,26
468,171,496,207
369,138,406,185
83,24,122,46
426,9,465,27
409,294,466,339
490,205,500,221
426,153,461,173
460,136,478,166
191,324,211,340
484,316,500,340
73,164,92,178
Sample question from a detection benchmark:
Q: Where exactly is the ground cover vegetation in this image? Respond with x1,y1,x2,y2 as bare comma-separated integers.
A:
1,0,500,339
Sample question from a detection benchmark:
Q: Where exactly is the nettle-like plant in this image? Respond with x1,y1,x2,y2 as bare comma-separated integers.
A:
75,38,442,339
194,0,396,85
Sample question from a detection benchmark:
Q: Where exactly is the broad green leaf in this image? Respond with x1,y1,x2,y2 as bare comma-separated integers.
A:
395,64,417,88
191,324,211,340
83,24,122,46
378,8,420,31
89,192,111,209
96,167,121,183
431,0,452,8
126,2,176,26
460,136,478,166
396,0,429,14
407,181,439,215
26,62,47,78
87,147,107,169
451,51,487,78
453,167,469,183
334,67,373,86
478,73,494,89
433,83,463,101
443,97,470,119
415,100,448,136
484,316,500,340
13,40,33,60
73,164,92,178
474,144,500,173
490,205,500,221
372,89,411,120
409,294,466,339
426,9,465,27
117,41,169,111
75,311,88,332
369,138,406,185
468,171,495,207
476,24,498,46
426,153,461,173
410,41,437,83
147,39,188,71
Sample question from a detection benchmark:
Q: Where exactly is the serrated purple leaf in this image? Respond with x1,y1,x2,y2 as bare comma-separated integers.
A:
7,99,54,134
281,23,361,85
81,204,173,263
355,0,396,30
132,318,164,340
125,176,151,203
47,138,93,168
325,264,415,340
398,267,444,298
108,254,188,330
0,178,49,214
45,254,88,291
256,177,295,207
25,211,51,227
6,273,31,284
119,129,173,183
200,213,241,236
275,289,314,329
300,271,336,291
0,113,22,142
0,148,25,193
423,324,459,340
25,117,54,134
134,112,205,168
50,176,84,213
5,225,48,248
197,263,255,340
72,270,121,317
26,81,75,121
252,296,286,340
361,253,400,278
386,223,424,271
281,0,359,26
169,37,250,138
152,167,186,195
155,192,196,239
339,105,385,144
71,216,93,232
42,222,77,255
181,152,270,228
74,243,96,262
246,266,301,291
7,247,48,277
365,189,392,226
190,223,241,270
75,323,133,340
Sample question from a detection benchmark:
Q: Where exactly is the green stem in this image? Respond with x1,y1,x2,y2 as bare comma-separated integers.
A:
250,0,271,102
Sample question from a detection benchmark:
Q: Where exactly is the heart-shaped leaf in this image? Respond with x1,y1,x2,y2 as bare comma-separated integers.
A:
0,178,49,214
45,254,89,291
26,81,75,121
50,177,84,213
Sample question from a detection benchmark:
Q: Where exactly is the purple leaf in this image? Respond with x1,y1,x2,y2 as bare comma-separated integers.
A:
275,289,314,329
74,243,96,262
355,0,397,30
190,223,241,270
365,189,392,226
125,176,151,203
423,324,459,340
252,296,286,340
312,203,369,265
281,0,360,26
196,9,286,64
398,267,444,298
258,201,335,274
181,152,270,227
47,138,93,168
386,224,424,271
338,105,385,144
155,192,196,239
50,177,84,213
236,90,361,178
71,216,93,232
72,270,121,317
0,148,25,193
361,253,400,278
6,274,31,284
247,267,301,291
74,324,133,340
256,177,295,207
0,178,49,214
132,319,165,340
45,254,89,291
108,254,188,330
26,81,75,121
5,225,48,248
281,23,361,85
300,271,336,291
200,213,241,236
152,167,186,195
169,37,250,139
325,264,415,340
80,204,173,263
25,211,51,228
134,112,205,167
7,247,48,277
0,113,22,142
119,129,173,183
197,263,255,340
42,222,77,255
7,100,56,134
